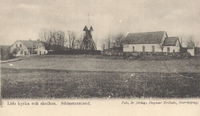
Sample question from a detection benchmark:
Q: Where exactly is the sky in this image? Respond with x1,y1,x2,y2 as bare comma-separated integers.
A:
0,0,200,48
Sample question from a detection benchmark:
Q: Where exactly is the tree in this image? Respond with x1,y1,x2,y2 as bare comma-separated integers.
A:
74,39,81,49
103,33,125,49
113,33,125,48
67,31,77,49
186,36,199,48
39,30,65,51
11,47,20,55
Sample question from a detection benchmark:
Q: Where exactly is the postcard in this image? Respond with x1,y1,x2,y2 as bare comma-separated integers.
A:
0,0,200,116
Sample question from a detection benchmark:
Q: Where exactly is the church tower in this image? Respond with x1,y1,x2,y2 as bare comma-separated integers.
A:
80,25,96,50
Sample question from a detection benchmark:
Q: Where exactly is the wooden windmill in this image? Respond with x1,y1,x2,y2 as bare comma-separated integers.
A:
80,13,96,50
80,25,97,50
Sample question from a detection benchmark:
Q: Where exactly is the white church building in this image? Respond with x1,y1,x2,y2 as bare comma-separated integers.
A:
123,31,181,53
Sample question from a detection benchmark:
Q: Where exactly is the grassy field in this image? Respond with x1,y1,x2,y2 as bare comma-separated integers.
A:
1,55,200,98
1,55,200,72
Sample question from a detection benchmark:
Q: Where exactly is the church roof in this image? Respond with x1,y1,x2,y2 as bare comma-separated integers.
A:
123,31,167,44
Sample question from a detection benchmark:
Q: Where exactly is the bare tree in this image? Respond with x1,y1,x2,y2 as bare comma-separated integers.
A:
39,30,50,43
113,33,125,48
67,31,77,49
102,35,111,49
74,39,81,49
103,33,125,49
186,36,199,48
39,30,65,50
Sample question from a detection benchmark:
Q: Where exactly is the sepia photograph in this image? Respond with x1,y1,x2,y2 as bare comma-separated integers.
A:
0,0,200,99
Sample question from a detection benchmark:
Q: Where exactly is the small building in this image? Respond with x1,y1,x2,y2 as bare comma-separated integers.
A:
186,43,196,56
187,48,195,56
35,42,48,55
10,40,48,56
186,46,200,56
123,31,181,54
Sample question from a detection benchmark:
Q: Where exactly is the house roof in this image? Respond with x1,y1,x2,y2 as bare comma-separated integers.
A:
163,37,179,46
123,31,167,44
16,40,44,49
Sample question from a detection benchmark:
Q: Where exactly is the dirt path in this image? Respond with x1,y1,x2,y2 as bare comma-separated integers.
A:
0,58,23,64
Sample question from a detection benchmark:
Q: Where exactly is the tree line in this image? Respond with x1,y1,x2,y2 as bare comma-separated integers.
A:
38,30,82,51
38,29,127,52
38,29,199,52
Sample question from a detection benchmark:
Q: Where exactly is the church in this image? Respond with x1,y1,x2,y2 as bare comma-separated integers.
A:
123,31,181,54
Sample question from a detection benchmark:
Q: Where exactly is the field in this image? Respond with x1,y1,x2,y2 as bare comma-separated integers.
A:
1,55,200,98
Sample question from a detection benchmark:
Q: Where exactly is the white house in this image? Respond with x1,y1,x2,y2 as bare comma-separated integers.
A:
123,31,181,53
10,40,48,56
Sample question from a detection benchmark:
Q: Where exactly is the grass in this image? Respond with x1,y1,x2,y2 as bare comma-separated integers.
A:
1,55,200,73
1,68,200,98
1,55,200,98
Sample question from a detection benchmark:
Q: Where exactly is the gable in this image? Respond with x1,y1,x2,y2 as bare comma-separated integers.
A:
12,41,27,49
163,37,179,46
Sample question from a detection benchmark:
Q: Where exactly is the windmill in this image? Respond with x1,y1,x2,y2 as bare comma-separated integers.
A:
80,14,96,50
80,26,96,50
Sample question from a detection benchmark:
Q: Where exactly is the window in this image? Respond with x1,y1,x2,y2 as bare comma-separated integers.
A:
20,44,22,47
173,49,175,53
167,47,170,52
142,46,145,52
132,46,135,52
152,46,155,52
